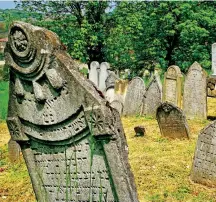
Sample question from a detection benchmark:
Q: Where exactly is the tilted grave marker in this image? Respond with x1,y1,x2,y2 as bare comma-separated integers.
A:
89,61,99,87
191,120,216,187
5,22,139,202
123,77,145,116
141,75,162,118
163,65,182,107
98,62,110,92
156,102,190,139
183,62,207,119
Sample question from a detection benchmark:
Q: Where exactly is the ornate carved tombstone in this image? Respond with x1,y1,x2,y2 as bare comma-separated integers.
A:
89,61,99,87
191,120,216,187
183,62,207,119
141,75,162,118
163,65,182,107
5,22,138,202
123,77,145,116
156,102,190,139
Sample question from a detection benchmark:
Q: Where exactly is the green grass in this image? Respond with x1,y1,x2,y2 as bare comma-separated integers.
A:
0,81,9,121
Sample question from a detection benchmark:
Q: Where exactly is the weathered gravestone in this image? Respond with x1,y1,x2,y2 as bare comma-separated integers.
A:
8,138,21,163
114,79,128,104
183,62,207,119
156,102,190,139
105,87,115,103
89,61,99,87
110,100,124,115
141,75,162,118
163,65,182,107
98,62,110,92
191,120,216,187
5,22,139,202
123,77,145,116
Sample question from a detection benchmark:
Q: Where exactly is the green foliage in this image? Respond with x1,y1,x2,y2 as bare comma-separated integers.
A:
0,81,9,120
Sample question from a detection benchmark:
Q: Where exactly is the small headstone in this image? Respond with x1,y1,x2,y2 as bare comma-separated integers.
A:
141,75,162,118
98,62,110,92
89,61,99,86
183,62,207,119
110,100,124,115
156,102,190,139
134,126,145,137
163,65,182,107
6,22,139,202
105,71,118,89
191,120,216,187
105,87,115,103
114,79,128,103
8,139,21,163
212,43,216,76
123,77,145,116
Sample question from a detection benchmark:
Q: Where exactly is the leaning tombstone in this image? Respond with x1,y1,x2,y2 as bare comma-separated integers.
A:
123,77,145,116
89,61,99,87
5,22,139,202
141,75,162,118
98,62,110,92
163,65,182,107
183,62,207,119
156,102,190,139
8,138,21,163
191,120,216,187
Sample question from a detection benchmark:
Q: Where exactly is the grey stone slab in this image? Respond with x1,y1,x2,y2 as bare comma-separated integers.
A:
105,87,115,103
5,21,139,202
89,61,99,87
99,62,110,92
110,100,124,115
212,43,216,76
141,75,162,118
183,62,207,119
156,102,190,139
123,77,145,116
191,120,216,187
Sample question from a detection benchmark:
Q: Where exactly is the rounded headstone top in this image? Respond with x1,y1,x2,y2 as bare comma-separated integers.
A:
167,65,181,76
100,62,110,70
187,61,203,73
90,61,99,70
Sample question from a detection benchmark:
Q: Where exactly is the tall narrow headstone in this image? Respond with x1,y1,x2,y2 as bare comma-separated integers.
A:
141,75,162,118
156,102,190,139
163,65,182,107
89,61,99,87
5,22,138,202
191,120,216,187
123,77,145,116
212,43,216,76
183,62,207,119
98,62,110,92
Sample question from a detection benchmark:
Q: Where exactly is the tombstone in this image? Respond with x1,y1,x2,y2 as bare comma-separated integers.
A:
191,120,216,187
123,77,145,116
114,79,128,103
89,61,99,87
105,87,115,103
110,100,124,115
5,22,139,202
105,71,118,89
8,138,21,163
163,65,182,107
183,62,207,119
212,43,216,76
141,75,162,118
156,102,190,139
98,62,110,92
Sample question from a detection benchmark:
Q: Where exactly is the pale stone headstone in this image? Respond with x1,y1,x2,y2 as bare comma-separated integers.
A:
6,22,138,202
98,62,110,92
123,77,145,116
105,71,118,89
212,43,216,76
105,87,115,103
163,65,182,107
110,100,124,115
141,75,162,118
191,120,216,187
8,138,21,163
183,62,207,119
156,102,190,139
89,61,99,86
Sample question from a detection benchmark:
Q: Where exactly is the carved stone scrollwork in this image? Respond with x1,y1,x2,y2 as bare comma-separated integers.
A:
7,117,29,141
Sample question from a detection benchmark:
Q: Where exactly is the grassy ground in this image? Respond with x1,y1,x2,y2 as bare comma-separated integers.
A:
0,98,216,202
